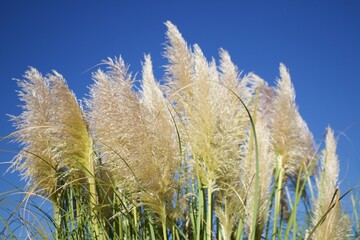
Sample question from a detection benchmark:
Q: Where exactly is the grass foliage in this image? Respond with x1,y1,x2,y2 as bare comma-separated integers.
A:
1,22,359,239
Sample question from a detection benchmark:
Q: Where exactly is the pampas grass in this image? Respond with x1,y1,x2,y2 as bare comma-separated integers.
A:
2,22,357,240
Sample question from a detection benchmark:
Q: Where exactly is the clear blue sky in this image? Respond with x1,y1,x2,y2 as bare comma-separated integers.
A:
1,1,359,210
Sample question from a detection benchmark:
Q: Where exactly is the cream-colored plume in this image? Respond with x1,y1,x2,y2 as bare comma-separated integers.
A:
87,55,181,223
138,54,181,220
311,127,351,239
87,57,142,185
164,21,193,106
271,63,314,177
10,68,57,195
10,68,94,197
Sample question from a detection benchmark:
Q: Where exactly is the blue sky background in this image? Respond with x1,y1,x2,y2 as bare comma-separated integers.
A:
0,1,359,216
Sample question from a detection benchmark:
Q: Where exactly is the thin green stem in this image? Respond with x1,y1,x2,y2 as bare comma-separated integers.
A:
161,204,168,240
272,155,284,240
196,180,204,240
133,207,138,240
206,185,212,240
235,218,244,240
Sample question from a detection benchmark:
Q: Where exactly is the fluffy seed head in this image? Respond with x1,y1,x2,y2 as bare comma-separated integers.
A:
311,127,351,239
10,68,93,196
270,64,314,177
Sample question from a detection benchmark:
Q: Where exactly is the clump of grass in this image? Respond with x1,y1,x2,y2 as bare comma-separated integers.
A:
2,21,357,240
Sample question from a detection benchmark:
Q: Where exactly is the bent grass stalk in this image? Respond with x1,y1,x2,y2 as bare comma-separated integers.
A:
220,84,260,240
351,194,360,238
